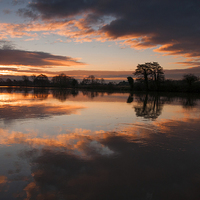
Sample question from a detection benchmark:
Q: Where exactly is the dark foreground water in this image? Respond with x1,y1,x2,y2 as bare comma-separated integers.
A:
0,88,200,200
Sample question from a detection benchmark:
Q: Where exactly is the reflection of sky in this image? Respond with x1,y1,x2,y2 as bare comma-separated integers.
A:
0,91,200,199
0,91,200,135
0,112,200,199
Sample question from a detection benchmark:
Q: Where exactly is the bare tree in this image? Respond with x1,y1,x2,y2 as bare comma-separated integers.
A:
134,63,152,90
134,62,164,90
183,73,199,92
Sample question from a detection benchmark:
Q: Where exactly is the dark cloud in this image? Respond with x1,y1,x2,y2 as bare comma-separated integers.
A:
19,0,200,60
0,47,84,67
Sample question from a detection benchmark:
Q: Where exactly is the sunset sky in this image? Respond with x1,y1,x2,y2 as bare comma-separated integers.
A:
0,0,200,81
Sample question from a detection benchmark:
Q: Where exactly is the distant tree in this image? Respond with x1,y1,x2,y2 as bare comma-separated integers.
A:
127,76,134,90
31,74,36,86
22,75,29,87
34,74,49,87
6,78,12,86
52,73,70,87
88,75,95,84
0,78,4,86
81,75,99,85
100,78,105,85
182,74,199,92
71,79,78,87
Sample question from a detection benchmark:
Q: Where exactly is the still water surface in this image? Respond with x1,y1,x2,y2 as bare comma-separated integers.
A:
0,88,200,199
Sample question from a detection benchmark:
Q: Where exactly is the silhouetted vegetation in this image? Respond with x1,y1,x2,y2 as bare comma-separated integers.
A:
52,73,78,88
127,77,134,90
0,66,200,93
134,62,164,91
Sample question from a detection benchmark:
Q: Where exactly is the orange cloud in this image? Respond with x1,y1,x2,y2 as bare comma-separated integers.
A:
0,48,85,68
0,176,7,184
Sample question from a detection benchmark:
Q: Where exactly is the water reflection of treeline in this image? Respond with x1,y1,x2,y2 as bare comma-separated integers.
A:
0,87,199,110
0,87,116,101
127,92,200,120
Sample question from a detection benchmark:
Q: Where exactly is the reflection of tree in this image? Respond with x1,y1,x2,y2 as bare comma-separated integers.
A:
33,88,49,100
127,92,133,103
82,90,99,99
134,93,164,120
182,95,197,109
52,89,78,102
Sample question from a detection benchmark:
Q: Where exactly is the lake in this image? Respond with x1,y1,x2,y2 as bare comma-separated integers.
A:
0,88,200,200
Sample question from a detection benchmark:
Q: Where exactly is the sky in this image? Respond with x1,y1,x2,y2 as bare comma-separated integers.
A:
0,0,200,81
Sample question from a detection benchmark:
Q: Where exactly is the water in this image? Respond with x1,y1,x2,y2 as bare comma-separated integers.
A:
0,88,200,199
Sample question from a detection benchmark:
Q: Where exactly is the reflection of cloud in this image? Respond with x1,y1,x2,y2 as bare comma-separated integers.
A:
16,118,200,200
1,117,200,198
0,104,85,123
0,129,113,159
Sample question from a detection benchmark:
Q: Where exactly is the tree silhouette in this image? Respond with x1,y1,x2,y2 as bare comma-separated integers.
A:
182,73,199,92
31,74,36,87
150,62,164,90
52,73,75,88
134,62,164,91
134,63,152,90
127,77,134,90
22,75,29,87
34,74,49,87
81,75,99,86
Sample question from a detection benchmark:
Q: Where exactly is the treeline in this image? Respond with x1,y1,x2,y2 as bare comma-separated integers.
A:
1,62,200,93
0,73,126,90
130,74,200,93
128,62,200,93
0,74,78,88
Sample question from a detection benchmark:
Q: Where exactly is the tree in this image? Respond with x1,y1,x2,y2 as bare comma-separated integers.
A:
127,76,134,90
150,62,164,90
182,73,199,92
22,75,29,87
81,75,98,85
134,62,164,90
52,73,71,87
34,74,49,87
134,63,152,90
31,74,36,86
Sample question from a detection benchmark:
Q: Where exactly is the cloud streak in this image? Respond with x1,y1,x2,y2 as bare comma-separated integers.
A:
0,46,85,68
